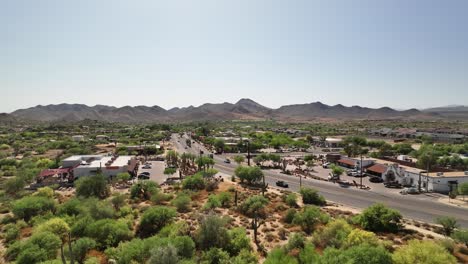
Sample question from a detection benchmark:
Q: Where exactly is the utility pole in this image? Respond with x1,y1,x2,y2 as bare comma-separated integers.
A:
247,140,251,166
360,153,363,189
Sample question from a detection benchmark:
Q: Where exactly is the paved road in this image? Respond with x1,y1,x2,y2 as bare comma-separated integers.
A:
171,134,468,227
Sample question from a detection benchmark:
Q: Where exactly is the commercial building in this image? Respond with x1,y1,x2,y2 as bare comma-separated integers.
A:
61,154,138,179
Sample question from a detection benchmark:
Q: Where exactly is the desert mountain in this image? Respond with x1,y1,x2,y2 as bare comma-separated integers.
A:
422,105,468,120
10,99,439,123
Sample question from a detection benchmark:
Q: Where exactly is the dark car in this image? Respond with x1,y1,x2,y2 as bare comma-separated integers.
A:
384,181,402,188
139,172,150,176
224,158,231,164
138,174,150,180
276,181,289,188
369,176,384,183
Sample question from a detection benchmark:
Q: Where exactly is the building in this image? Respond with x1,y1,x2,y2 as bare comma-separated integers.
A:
337,157,374,169
325,137,342,148
382,163,468,193
61,154,138,179
72,135,85,142
96,135,109,141
365,163,388,178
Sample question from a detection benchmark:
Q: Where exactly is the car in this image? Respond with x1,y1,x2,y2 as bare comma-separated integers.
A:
224,158,231,164
400,187,419,195
384,181,402,188
322,162,331,168
347,169,357,176
139,172,150,176
138,174,150,180
276,181,289,188
142,165,152,169
369,176,384,183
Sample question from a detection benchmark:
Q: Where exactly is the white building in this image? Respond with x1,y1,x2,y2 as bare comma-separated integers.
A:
383,164,468,193
62,155,138,179
325,137,342,148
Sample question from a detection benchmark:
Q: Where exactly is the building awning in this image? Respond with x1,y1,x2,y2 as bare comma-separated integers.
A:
38,168,72,178
366,164,387,174
338,159,356,166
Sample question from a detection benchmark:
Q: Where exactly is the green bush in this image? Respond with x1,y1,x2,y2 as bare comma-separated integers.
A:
227,227,251,256
196,214,230,250
130,180,159,200
138,206,177,238
72,237,97,264
312,219,352,248
85,219,133,248
171,193,191,213
182,174,205,190
264,248,297,264
393,240,457,264
75,175,110,199
204,194,221,210
452,228,468,247
3,223,20,244
284,193,298,207
217,192,232,208
286,232,305,251
436,216,459,236
357,203,402,233
299,187,326,206
283,208,297,224
12,196,56,222
293,206,328,234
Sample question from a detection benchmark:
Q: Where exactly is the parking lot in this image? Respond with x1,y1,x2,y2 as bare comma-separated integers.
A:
137,160,169,184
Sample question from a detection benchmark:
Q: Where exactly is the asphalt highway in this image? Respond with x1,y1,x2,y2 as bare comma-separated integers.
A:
171,134,468,227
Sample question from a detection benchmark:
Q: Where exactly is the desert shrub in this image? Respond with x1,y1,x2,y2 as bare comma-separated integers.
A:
392,240,457,264
148,244,179,264
12,196,56,222
196,214,230,250
356,203,402,233
435,216,459,236
299,187,325,206
75,175,110,199
85,219,133,248
344,228,380,248
33,187,54,198
138,206,177,238
72,237,97,264
204,194,221,210
452,228,468,247
3,223,20,244
171,193,191,212
130,180,159,200
283,208,297,224
231,249,258,264
285,193,298,207
111,193,126,211
293,206,329,234
286,232,305,251
227,227,251,256
58,198,82,216
312,219,352,248
264,248,297,264
200,248,230,264
151,192,173,205
218,192,232,208
182,174,205,190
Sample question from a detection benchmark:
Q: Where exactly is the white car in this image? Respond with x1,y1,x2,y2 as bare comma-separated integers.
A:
322,162,331,168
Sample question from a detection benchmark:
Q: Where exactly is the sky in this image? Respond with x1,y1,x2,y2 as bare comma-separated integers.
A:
1,0,468,113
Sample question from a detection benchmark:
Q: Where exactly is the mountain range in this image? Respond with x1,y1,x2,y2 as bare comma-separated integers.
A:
3,99,459,123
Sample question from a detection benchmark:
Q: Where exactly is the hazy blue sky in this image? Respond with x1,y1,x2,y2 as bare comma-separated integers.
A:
1,0,467,112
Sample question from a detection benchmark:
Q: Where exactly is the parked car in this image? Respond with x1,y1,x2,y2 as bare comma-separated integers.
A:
138,174,150,180
322,162,331,168
224,158,231,164
142,165,152,169
347,169,357,176
139,172,150,176
369,176,384,183
384,181,402,188
276,181,289,188
400,187,419,195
